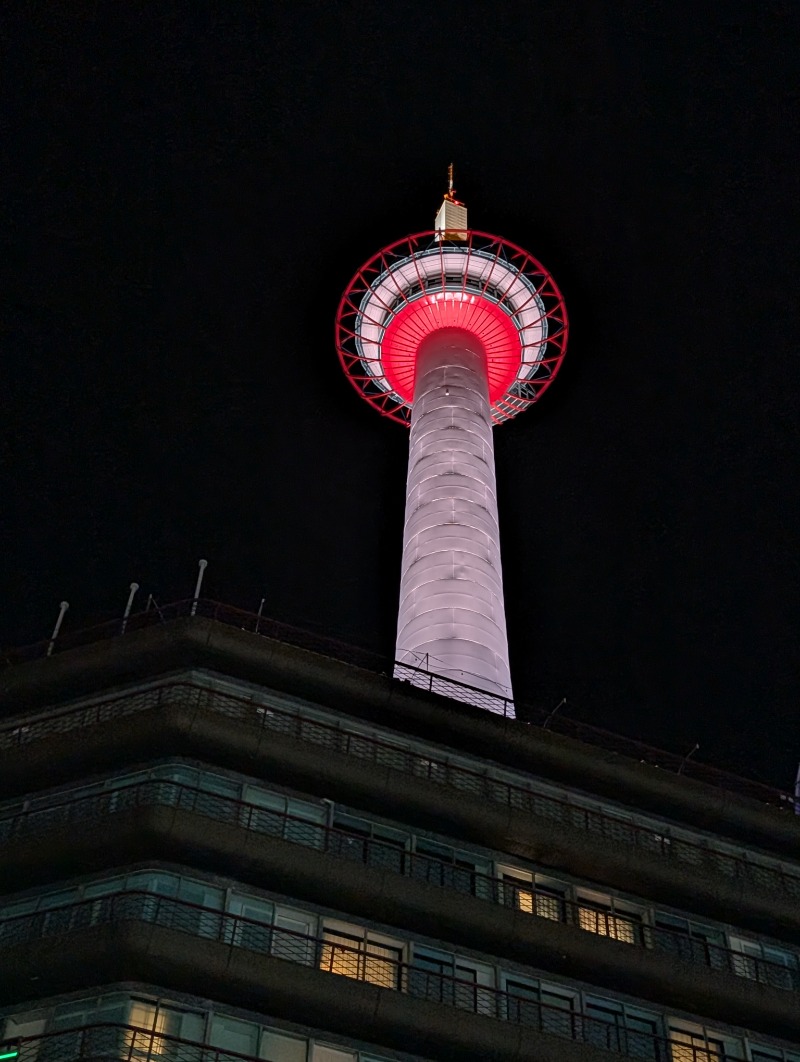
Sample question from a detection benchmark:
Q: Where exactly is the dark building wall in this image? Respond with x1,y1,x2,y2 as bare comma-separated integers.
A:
2,805,799,1041
2,691,798,944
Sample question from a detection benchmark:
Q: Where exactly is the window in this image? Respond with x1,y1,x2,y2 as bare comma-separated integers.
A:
584,999,659,1060
242,788,325,849
272,909,316,966
320,923,401,989
329,816,406,874
209,1015,259,1060
504,977,541,1027
500,870,566,922
577,902,642,945
751,1049,800,1062
654,915,726,970
38,996,129,1062
574,889,643,945
412,841,478,895
669,1025,740,1062
728,937,799,991
226,893,273,952
504,979,577,1037
311,1047,357,1062
174,769,240,824
259,1029,306,1062
409,948,494,1015
125,1003,168,1060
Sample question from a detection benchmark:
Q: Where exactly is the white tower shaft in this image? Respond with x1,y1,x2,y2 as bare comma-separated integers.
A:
394,328,514,712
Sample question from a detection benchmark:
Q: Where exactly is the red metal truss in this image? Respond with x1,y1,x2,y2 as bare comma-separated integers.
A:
335,230,568,425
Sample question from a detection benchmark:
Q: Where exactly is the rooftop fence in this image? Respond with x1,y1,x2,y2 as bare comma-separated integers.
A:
0,598,794,814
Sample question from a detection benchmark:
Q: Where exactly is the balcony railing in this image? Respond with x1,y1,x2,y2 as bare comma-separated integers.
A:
1,681,798,902
0,1023,307,1062
0,889,749,1061
1,777,797,994
0,598,794,813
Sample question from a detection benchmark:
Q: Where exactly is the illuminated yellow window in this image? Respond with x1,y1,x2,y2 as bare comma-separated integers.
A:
503,874,564,922
577,903,640,944
516,888,534,913
126,1003,167,1059
670,1029,725,1062
320,928,401,989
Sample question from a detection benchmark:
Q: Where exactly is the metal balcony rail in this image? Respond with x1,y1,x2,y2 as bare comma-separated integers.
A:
1,777,797,993
0,1021,294,1062
0,890,754,1061
1,682,799,901
0,598,794,813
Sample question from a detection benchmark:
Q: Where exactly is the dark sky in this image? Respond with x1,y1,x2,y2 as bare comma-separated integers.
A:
4,3,799,789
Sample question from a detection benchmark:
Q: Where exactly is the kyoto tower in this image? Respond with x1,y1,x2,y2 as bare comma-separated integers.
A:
336,171,568,715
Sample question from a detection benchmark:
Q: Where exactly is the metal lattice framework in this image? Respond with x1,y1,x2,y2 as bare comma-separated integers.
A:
335,229,569,425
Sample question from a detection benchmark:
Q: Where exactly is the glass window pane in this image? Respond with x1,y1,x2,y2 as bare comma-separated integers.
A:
273,912,314,965
126,1002,167,1059
259,1030,306,1062
311,1046,357,1062
209,1015,259,1057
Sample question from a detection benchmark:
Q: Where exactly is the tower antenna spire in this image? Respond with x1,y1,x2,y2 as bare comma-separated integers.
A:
446,163,455,201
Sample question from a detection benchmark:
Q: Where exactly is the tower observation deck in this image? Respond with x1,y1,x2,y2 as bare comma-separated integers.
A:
336,175,568,714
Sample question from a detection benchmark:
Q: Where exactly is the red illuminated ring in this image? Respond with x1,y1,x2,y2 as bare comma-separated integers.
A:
335,230,568,426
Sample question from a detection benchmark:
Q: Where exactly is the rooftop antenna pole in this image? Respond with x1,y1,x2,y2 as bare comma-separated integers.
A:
543,697,567,730
255,596,265,635
191,558,208,616
677,742,700,775
47,600,69,657
120,582,139,634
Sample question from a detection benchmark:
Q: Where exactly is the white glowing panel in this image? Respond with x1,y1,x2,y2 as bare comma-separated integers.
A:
356,247,548,395
394,328,514,713
434,199,468,240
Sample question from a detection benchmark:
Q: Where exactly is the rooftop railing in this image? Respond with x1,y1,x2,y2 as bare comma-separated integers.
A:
0,598,794,813
1,776,796,993
1,682,799,901
0,889,759,1061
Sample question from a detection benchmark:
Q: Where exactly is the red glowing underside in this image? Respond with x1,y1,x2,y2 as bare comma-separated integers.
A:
380,294,522,405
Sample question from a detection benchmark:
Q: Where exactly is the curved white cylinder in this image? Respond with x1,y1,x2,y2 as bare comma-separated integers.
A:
394,327,514,712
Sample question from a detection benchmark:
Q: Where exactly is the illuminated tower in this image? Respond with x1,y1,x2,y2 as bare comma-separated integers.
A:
336,171,568,714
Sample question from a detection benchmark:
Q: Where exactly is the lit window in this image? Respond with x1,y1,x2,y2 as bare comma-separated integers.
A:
576,893,642,944
670,1027,734,1062
501,871,565,921
320,927,401,989
126,1003,167,1059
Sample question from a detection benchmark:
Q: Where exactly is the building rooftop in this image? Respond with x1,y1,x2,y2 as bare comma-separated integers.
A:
0,598,795,825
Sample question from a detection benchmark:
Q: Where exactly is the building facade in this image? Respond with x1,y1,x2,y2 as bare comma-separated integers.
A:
0,611,799,1062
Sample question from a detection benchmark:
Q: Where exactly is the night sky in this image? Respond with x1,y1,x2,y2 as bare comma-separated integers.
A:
5,3,799,790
